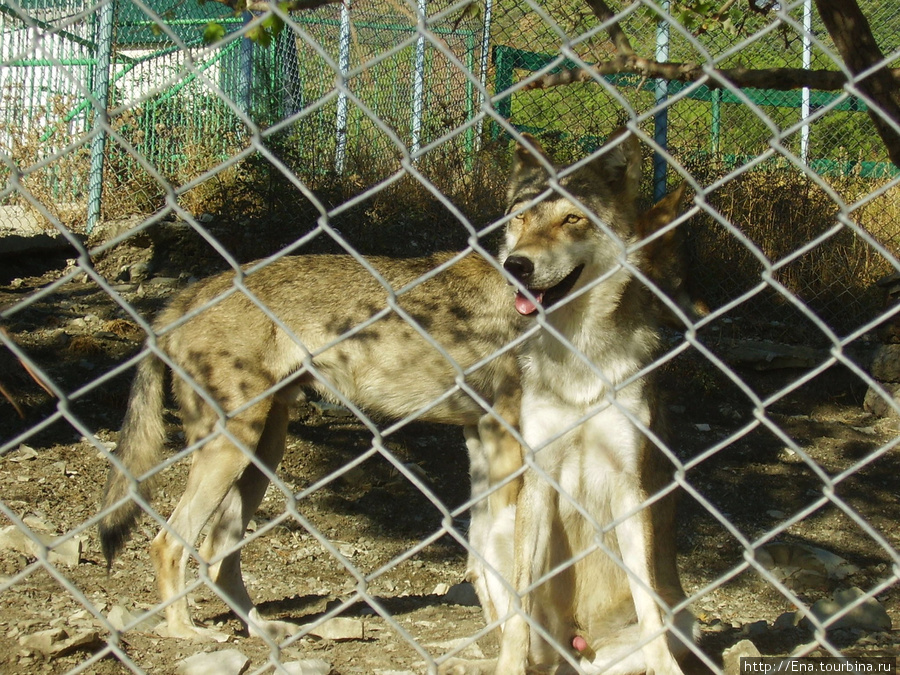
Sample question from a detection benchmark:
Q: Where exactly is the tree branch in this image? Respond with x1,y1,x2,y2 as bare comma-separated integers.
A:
583,0,634,56
521,56,900,94
206,0,341,13
814,0,900,167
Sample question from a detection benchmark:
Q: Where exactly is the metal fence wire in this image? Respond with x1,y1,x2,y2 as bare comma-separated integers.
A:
1,0,899,673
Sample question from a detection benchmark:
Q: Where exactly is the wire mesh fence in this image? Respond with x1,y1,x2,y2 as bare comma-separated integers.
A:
1,0,899,673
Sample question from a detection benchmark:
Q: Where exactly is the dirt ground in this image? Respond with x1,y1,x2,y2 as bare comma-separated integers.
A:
0,220,898,674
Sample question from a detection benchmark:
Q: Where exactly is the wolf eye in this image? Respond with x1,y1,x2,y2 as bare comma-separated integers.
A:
564,214,583,224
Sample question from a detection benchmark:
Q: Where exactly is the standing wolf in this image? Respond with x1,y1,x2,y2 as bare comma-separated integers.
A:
447,132,695,675
98,251,528,641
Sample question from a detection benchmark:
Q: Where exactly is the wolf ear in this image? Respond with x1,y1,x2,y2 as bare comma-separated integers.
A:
513,133,549,169
636,181,688,240
591,128,642,198
511,133,551,182
507,133,552,208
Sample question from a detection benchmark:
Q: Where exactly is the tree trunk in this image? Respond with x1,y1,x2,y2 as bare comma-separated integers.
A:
813,0,900,167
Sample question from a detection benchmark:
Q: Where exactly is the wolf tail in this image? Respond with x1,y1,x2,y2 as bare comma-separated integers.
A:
98,352,167,567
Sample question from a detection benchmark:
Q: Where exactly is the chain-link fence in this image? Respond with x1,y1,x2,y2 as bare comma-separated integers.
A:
2,0,899,673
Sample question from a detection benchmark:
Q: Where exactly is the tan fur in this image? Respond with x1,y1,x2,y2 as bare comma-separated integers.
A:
442,132,694,675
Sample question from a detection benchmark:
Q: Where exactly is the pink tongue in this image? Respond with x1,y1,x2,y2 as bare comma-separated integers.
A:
515,290,543,315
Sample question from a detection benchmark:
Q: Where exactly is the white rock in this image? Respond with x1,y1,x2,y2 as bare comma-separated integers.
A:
307,617,365,641
8,445,38,461
18,628,101,657
756,542,858,590
281,659,332,675
175,649,249,675
426,637,485,660
722,639,761,675
107,605,161,633
0,526,81,567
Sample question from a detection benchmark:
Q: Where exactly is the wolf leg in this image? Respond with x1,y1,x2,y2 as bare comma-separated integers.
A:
611,478,685,675
494,471,556,674
198,394,296,641
150,404,268,641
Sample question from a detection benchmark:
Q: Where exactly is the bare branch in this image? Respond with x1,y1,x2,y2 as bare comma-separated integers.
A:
522,56,900,93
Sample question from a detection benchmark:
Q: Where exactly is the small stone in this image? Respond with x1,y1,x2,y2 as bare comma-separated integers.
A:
281,660,332,675
128,262,151,283
307,617,365,641
175,649,249,675
107,605,161,633
722,639,761,675
741,620,768,638
19,628,102,657
802,587,892,633
444,582,480,607
774,612,801,630
8,445,38,462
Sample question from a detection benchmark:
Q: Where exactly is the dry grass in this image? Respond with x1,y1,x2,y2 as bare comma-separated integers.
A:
686,167,899,337
1,93,91,233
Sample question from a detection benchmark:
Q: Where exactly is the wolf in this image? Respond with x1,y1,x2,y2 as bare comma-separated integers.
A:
98,249,530,641
444,132,695,675
98,131,693,650
636,181,709,330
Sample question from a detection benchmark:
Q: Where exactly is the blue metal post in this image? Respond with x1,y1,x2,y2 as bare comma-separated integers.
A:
653,1,670,202
86,0,114,233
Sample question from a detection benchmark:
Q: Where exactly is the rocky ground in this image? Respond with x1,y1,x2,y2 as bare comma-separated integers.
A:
0,219,897,674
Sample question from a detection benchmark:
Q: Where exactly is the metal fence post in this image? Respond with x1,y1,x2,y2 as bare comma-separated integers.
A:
801,0,812,163
410,0,426,159
475,0,493,151
86,0,114,234
334,0,351,173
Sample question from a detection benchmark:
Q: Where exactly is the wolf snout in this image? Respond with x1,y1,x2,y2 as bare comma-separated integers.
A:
503,255,534,284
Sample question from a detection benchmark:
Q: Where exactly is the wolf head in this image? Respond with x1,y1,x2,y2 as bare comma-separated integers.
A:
500,131,642,317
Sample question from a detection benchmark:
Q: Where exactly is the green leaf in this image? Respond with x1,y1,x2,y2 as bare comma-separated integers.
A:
262,12,284,38
245,24,273,47
203,21,226,44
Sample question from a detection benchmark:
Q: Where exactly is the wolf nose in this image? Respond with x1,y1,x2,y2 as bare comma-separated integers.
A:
504,256,534,283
